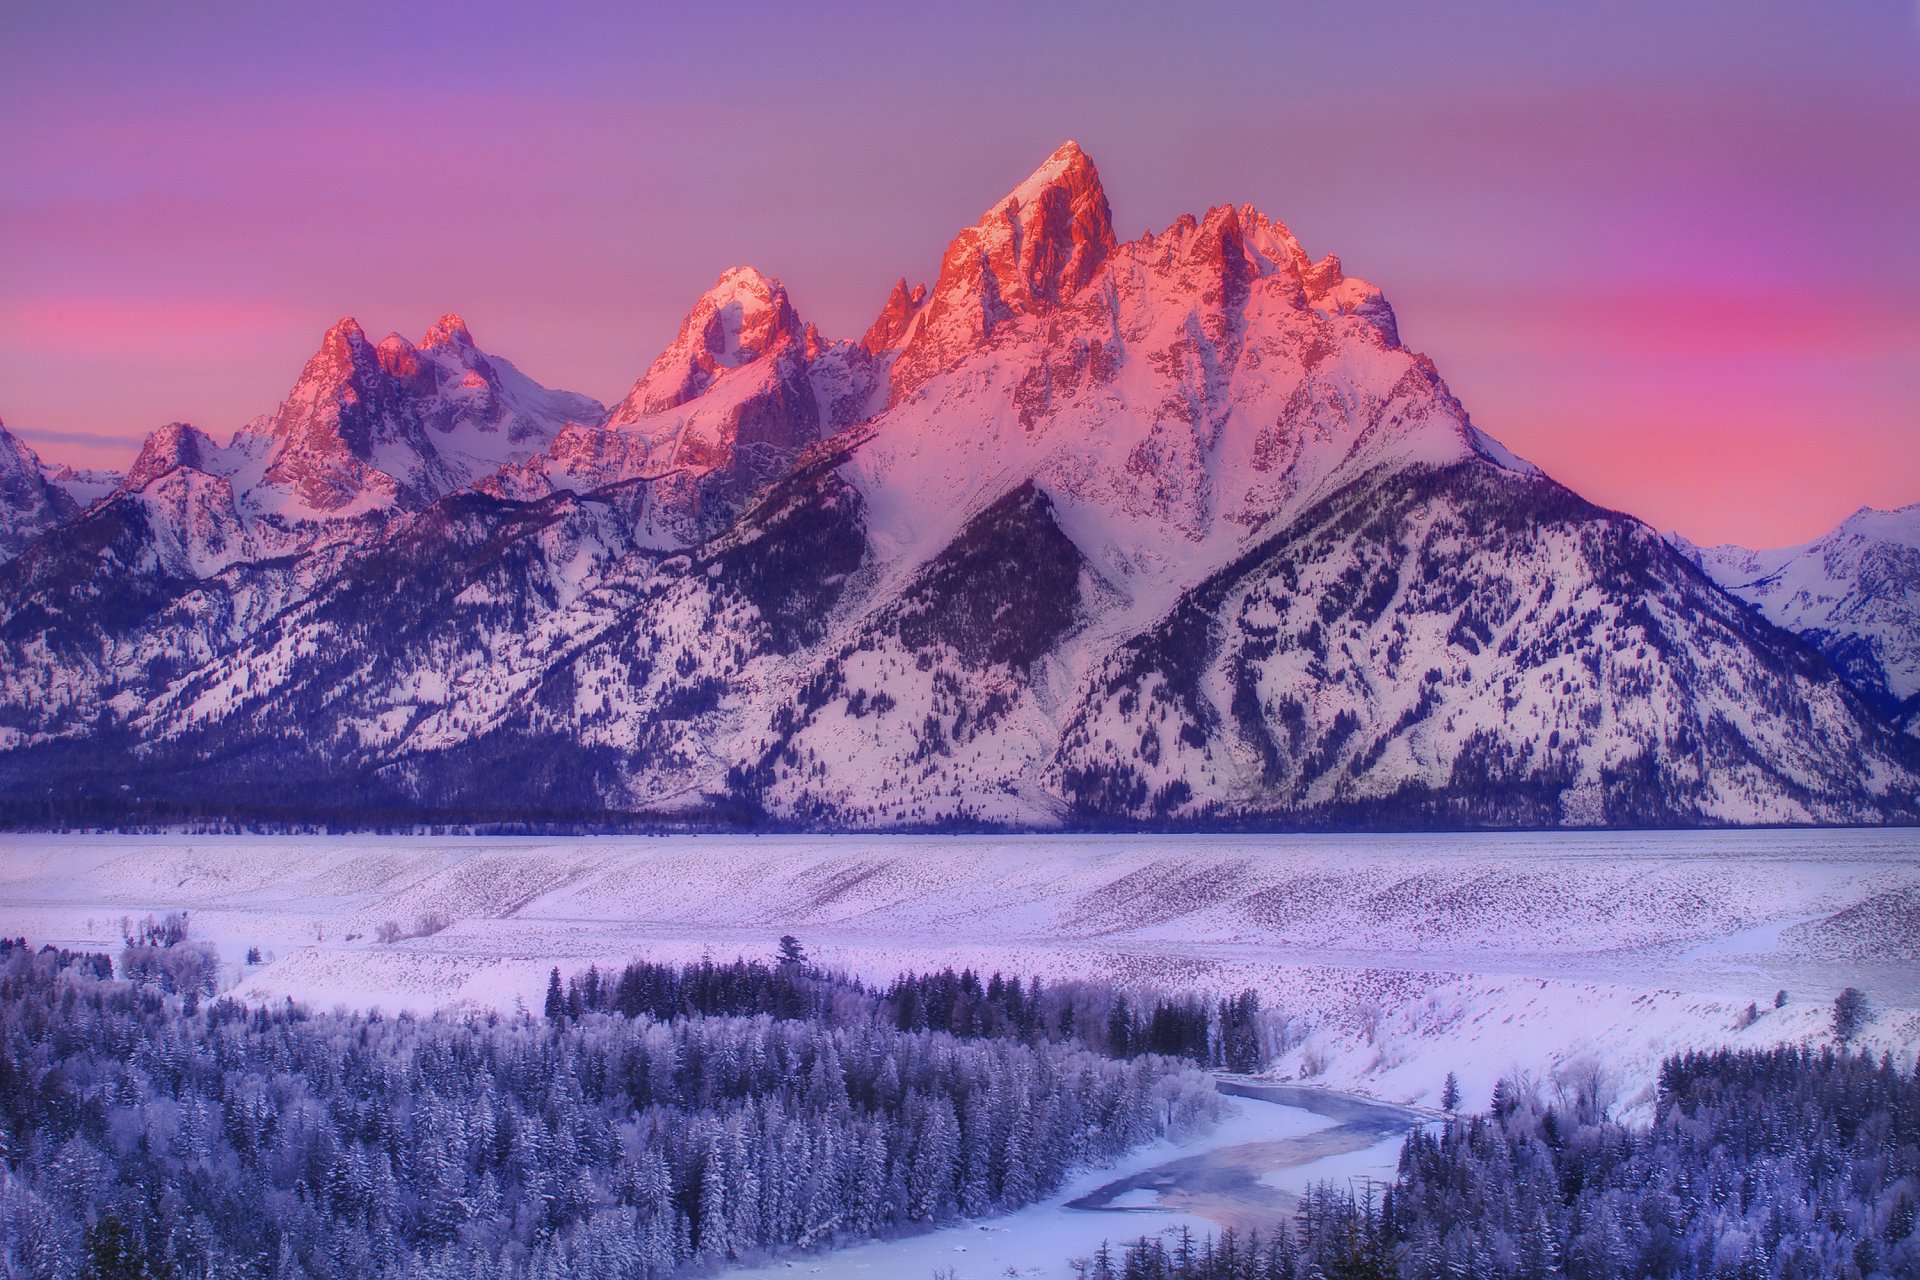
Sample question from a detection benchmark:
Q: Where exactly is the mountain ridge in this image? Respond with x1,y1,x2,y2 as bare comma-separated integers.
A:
1,142,1914,829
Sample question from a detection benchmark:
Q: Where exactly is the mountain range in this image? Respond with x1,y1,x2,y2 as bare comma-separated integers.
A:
1,142,1914,829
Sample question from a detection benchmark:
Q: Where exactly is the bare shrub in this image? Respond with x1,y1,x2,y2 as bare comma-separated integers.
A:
376,912,453,944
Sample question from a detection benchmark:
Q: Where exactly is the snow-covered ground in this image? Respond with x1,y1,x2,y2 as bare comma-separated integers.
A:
2,828,1916,1120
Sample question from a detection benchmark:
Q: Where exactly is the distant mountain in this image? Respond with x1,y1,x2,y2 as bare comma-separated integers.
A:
1675,505,1920,735
0,143,1914,828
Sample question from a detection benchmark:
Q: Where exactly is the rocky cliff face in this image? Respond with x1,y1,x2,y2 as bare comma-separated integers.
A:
0,144,1913,826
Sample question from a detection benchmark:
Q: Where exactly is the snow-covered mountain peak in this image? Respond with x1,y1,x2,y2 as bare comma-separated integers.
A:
986,139,1113,266
315,316,372,367
848,154,1507,607
374,332,422,378
997,139,1117,297
1231,204,1313,276
1006,139,1095,205
283,317,378,411
509,270,878,536
610,266,807,422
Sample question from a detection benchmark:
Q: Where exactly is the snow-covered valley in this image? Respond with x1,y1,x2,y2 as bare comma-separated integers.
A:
4,828,1914,1124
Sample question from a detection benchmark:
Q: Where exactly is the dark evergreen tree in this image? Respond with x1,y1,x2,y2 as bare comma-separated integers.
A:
1833,985,1869,1042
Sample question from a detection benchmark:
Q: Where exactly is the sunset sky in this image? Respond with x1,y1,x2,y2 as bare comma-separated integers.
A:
1,0,1914,548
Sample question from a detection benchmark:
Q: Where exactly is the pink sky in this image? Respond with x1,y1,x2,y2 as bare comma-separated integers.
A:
1,1,1914,549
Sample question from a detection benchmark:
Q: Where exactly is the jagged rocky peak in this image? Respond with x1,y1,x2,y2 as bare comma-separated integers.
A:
269,314,507,443
510,268,883,519
1233,203,1314,276
122,422,220,493
951,142,1115,298
884,140,1409,405
887,141,1119,400
266,317,379,436
995,139,1118,306
860,278,928,355
1161,203,1263,309
615,267,808,420
422,312,474,351
316,315,374,373
1138,200,1398,343
376,314,493,385
377,335,422,381
240,313,600,517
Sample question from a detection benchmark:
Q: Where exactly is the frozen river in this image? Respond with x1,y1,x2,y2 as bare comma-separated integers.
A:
718,1078,1425,1280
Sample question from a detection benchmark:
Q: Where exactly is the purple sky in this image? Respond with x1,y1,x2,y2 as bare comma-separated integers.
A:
2,1,1914,547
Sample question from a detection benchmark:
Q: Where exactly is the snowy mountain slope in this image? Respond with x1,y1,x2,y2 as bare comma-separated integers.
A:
1049,460,1916,826
0,419,84,562
0,489,363,749
120,485,659,811
0,141,1915,827
102,436,876,820
741,481,1100,827
1675,505,1920,735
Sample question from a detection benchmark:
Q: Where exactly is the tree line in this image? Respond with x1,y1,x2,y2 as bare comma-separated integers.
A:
545,945,1273,1073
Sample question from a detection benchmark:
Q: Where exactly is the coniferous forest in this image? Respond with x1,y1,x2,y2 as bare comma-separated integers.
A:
5,933,1917,1280
1077,1046,1920,1280
0,938,1228,1279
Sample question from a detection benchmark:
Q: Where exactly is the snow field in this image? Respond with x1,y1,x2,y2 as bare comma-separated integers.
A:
1,828,1914,1119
